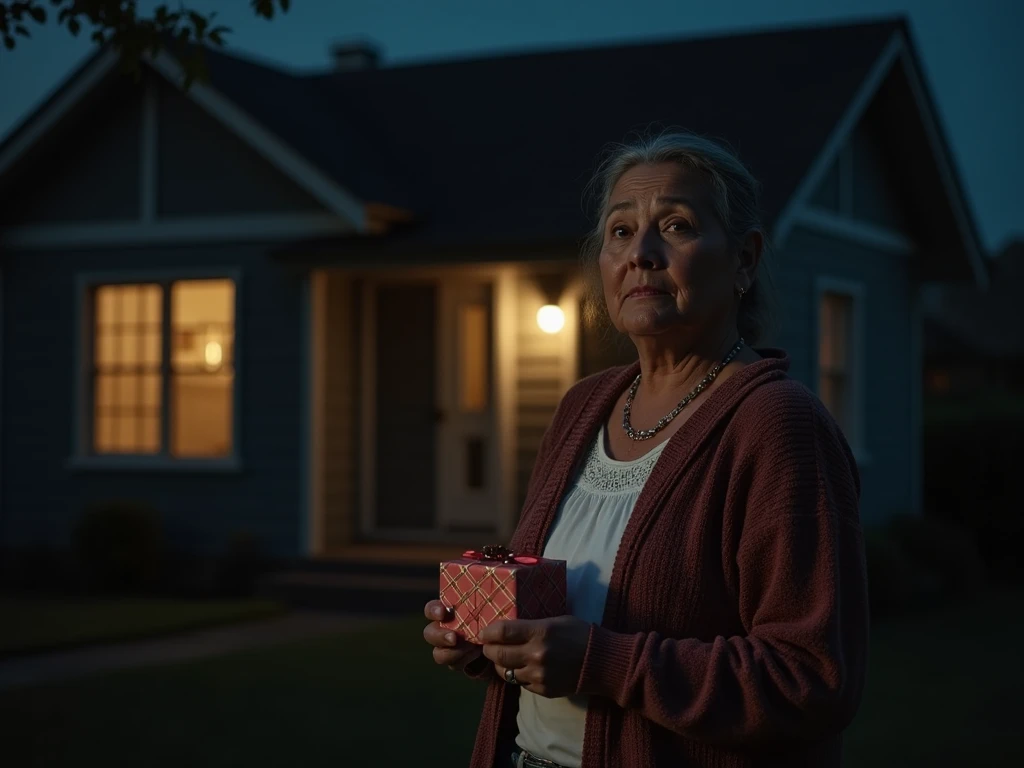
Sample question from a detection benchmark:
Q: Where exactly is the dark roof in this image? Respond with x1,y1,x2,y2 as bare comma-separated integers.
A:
198,18,905,247
923,241,1024,360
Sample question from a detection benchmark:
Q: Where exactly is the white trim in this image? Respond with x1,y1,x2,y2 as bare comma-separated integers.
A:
140,78,159,223
894,33,988,289
814,276,871,465
774,33,903,246
2,213,352,248
909,290,923,516
147,50,367,231
793,206,916,255
0,49,120,177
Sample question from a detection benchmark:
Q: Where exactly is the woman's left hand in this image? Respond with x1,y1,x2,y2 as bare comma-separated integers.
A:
479,615,592,698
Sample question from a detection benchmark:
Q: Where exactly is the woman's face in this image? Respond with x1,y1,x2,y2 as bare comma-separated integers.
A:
599,162,756,344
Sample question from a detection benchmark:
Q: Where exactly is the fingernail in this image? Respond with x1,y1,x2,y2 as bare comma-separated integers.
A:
445,632,456,644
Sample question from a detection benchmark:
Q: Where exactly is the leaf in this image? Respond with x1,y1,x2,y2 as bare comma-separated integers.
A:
14,24,29,37
3,34,14,50
279,0,291,11
29,5,46,23
251,0,274,19
67,17,80,35
91,29,104,43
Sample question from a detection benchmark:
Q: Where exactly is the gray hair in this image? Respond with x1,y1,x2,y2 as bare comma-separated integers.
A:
580,130,778,346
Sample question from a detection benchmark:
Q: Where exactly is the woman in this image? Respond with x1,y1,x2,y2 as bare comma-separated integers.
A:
424,132,869,768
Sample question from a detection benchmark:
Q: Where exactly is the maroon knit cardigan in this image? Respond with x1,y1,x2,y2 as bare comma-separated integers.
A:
468,350,870,768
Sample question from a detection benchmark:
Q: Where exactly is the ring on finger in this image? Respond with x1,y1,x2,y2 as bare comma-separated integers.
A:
503,667,520,685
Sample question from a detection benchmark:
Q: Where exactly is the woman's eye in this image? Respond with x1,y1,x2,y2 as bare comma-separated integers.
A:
667,220,692,233
611,225,630,238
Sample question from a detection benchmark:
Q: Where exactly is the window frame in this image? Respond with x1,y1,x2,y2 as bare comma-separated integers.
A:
70,268,243,473
814,276,869,464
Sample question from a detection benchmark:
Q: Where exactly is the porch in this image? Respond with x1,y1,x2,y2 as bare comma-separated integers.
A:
303,260,632,563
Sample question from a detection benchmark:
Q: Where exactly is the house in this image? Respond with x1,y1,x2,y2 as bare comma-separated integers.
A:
922,240,1024,402
0,17,987,569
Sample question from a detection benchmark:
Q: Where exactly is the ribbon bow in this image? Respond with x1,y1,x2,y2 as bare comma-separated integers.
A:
462,545,538,565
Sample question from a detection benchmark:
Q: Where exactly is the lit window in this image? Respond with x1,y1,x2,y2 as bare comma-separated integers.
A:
90,278,235,458
818,290,856,435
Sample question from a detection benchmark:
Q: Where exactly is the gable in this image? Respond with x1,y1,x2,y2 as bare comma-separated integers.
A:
808,117,912,235
780,34,986,286
1,74,141,225
155,74,326,217
0,49,366,242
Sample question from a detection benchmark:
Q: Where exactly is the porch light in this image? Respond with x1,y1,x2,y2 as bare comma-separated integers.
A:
537,304,565,334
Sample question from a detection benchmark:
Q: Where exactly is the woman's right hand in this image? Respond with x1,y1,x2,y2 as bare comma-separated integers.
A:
423,599,485,671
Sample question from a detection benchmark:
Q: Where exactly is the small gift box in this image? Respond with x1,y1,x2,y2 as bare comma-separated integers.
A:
439,545,567,644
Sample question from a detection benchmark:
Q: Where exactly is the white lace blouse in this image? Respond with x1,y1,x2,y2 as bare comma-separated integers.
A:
515,423,669,768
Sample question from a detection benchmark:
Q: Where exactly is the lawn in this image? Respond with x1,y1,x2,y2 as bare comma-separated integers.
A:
0,594,284,657
1,590,1021,767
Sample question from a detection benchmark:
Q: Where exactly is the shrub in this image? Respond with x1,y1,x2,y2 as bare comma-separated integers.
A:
73,501,163,593
216,531,269,597
863,527,944,619
886,514,986,594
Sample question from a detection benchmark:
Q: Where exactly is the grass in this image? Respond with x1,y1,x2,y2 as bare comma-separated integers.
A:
842,587,1023,766
0,594,285,658
1,591,1021,767
1,615,485,768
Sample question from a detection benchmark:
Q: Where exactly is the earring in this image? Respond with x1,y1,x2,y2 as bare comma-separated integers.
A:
736,286,747,298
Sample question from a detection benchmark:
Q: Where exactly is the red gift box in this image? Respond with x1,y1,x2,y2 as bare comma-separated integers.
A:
439,545,567,644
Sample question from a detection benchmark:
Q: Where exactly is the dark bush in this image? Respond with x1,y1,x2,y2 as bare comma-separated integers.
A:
863,526,944,619
73,501,163,593
924,417,1023,583
886,514,986,594
215,531,269,597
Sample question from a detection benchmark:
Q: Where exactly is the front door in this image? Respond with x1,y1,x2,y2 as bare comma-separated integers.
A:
363,276,500,538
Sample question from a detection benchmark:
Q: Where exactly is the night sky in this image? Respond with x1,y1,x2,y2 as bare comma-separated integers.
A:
0,0,1020,250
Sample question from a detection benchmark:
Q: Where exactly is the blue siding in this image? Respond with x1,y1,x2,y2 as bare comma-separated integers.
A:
777,227,915,527
156,77,324,217
0,246,307,558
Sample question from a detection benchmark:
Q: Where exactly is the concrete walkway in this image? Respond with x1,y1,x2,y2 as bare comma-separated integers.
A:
0,611,378,691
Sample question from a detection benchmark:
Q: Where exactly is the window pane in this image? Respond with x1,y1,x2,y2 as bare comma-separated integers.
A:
91,283,163,455
122,285,141,323
142,330,161,366
140,416,161,454
819,292,852,371
459,303,489,412
117,374,139,407
172,279,235,370
169,280,235,458
141,373,161,408
121,329,140,365
95,330,117,366
172,372,233,457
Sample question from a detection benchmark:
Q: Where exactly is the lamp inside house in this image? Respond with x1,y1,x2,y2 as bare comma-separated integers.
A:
537,304,565,334
203,327,224,371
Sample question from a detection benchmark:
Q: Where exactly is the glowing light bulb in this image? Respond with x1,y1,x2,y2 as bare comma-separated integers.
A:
204,340,223,369
537,304,565,334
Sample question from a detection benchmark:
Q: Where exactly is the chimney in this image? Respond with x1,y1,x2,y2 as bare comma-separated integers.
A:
330,41,381,72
